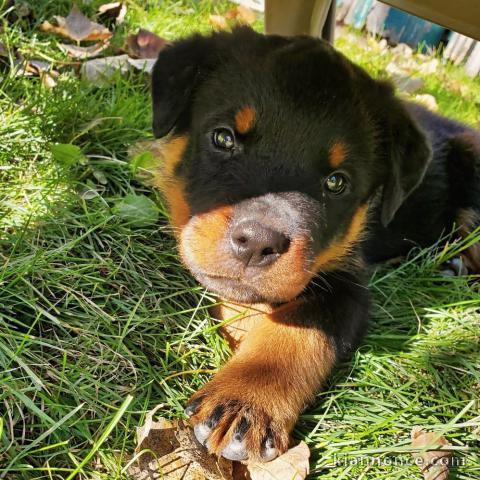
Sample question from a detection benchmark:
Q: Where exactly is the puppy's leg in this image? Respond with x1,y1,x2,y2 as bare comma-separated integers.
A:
443,132,480,275
186,273,369,462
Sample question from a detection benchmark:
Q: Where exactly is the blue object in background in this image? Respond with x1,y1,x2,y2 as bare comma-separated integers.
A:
383,7,446,51
348,0,375,29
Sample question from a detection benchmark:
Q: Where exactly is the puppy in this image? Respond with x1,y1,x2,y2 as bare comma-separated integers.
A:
150,27,480,462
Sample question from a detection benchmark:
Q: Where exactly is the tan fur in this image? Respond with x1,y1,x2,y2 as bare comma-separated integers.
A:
151,135,190,233
329,142,347,168
312,204,368,272
235,106,256,134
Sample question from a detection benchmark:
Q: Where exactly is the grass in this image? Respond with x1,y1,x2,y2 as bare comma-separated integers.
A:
0,1,479,478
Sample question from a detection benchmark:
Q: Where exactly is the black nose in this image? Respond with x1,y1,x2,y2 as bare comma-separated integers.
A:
230,221,290,267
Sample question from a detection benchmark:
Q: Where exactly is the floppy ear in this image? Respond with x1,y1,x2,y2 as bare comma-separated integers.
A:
379,93,432,226
151,27,291,138
151,34,217,138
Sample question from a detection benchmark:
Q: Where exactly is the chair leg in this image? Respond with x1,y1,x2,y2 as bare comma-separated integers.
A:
264,0,335,43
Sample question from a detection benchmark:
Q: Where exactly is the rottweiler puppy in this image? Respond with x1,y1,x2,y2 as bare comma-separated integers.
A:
150,27,480,462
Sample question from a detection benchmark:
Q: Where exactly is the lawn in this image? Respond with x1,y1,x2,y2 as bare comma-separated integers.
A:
1,1,479,479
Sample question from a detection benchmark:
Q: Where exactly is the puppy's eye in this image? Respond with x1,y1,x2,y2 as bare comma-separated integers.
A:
212,128,235,150
325,172,348,194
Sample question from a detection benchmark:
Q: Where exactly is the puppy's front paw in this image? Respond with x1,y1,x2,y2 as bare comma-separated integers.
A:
185,379,292,462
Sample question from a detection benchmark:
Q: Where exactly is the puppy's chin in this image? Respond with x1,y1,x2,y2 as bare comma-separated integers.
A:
190,269,305,304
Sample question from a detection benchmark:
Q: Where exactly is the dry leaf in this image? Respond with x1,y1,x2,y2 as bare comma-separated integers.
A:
80,54,130,85
127,58,157,73
247,442,310,480
40,4,112,43
97,2,127,25
414,94,438,112
225,6,256,25
411,427,453,480
130,405,232,480
80,55,155,85
59,42,109,59
40,71,57,88
209,15,229,30
126,29,167,59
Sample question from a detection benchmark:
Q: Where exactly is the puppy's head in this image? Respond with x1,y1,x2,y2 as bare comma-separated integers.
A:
151,27,431,304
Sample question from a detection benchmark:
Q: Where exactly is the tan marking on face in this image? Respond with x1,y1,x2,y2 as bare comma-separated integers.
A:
234,106,256,134
329,142,347,168
180,205,234,272
152,135,190,233
312,204,368,271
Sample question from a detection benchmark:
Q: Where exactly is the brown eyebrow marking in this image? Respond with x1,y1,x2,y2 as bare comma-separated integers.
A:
329,142,347,168
234,106,256,134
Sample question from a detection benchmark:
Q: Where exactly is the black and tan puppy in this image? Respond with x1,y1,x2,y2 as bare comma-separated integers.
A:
150,27,480,462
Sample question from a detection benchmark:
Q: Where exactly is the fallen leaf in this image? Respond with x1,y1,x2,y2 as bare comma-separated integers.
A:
209,14,229,30
225,5,256,25
59,42,109,59
40,4,112,43
80,54,130,85
130,406,232,479
417,58,439,75
113,194,159,228
97,2,127,25
414,94,438,111
80,55,156,85
411,427,453,480
247,442,310,480
41,71,57,89
126,29,167,59
391,43,413,58
127,57,157,73
391,73,424,94
14,58,53,77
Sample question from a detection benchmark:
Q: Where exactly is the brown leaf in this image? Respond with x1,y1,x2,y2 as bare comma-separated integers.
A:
126,29,167,59
40,4,112,43
59,42,109,59
80,55,155,86
209,14,229,30
413,94,438,112
130,406,232,480
97,2,127,26
247,442,310,480
225,6,256,25
411,427,453,480
80,55,130,85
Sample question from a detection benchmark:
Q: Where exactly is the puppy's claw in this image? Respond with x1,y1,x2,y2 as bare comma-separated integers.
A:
194,423,212,446
440,256,469,277
221,437,249,461
184,397,202,417
261,435,278,462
